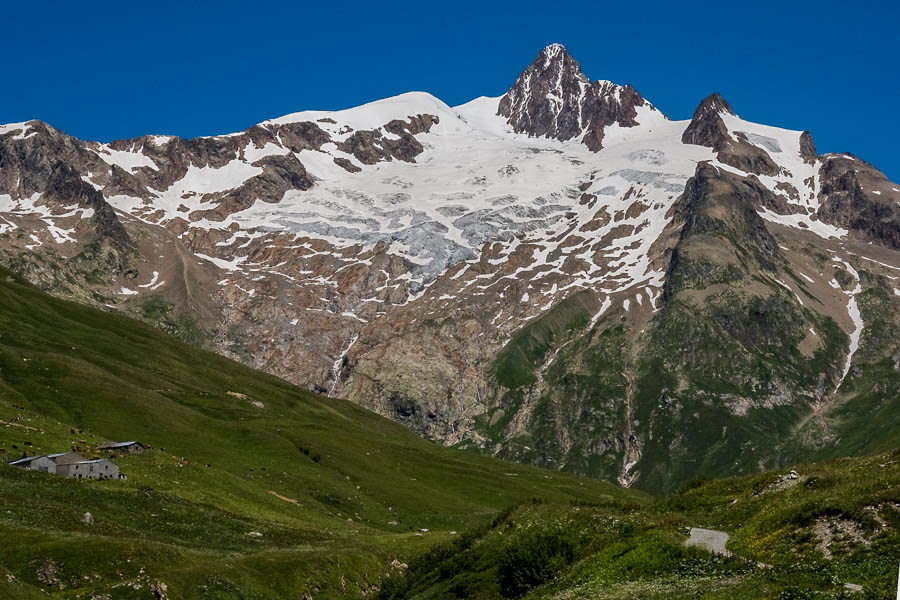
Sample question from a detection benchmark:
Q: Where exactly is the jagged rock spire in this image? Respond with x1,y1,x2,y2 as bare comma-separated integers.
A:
497,44,590,142
681,92,734,148
799,131,818,164
695,92,736,118
497,44,662,151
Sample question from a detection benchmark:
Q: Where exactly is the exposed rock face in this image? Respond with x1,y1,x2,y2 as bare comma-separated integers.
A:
720,132,780,176
817,154,900,249
189,154,316,222
681,92,735,148
681,93,779,176
799,131,818,164
0,111,438,239
498,43,663,150
338,115,437,164
103,120,331,200
0,121,135,253
99,114,436,224
499,44,590,142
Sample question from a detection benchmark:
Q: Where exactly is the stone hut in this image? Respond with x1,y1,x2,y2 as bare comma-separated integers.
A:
9,452,84,474
9,454,58,473
9,453,126,480
57,458,121,480
50,452,86,469
97,441,146,454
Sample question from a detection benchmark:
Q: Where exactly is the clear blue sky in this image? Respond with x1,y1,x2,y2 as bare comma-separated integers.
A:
3,0,898,180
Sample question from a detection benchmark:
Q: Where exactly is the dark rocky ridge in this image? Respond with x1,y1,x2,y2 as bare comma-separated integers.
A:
680,92,735,147
1,112,440,229
663,162,781,300
498,44,662,151
817,154,900,249
799,131,818,164
681,93,780,176
338,114,439,165
0,121,134,252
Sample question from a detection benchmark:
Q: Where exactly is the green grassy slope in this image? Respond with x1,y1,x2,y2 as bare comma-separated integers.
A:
0,267,642,599
377,451,900,599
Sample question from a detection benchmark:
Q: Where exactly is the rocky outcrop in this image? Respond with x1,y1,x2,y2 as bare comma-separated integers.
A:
337,114,437,165
0,122,134,252
681,93,779,176
681,92,734,148
800,131,818,164
580,84,651,151
498,43,662,150
721,132,780,176
498,44,590,142
190,154,315,222
817,154,900,249
1,121,109,197
663,163,780,299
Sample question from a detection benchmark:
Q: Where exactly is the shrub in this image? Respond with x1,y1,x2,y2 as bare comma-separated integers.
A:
498,530,576,598
777,587,817,600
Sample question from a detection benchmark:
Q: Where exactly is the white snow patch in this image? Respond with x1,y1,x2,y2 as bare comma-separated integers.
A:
94,146,158,173
832,258,863,391
194,253,248,272
138,271,160,288
160,162,263,197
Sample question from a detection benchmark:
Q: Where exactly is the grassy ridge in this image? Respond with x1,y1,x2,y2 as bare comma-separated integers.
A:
0,267,641,599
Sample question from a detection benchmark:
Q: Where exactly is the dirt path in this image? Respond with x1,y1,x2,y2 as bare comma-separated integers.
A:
685,527,731,556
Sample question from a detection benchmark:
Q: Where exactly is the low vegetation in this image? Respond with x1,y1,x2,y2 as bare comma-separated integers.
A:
378,452,900,599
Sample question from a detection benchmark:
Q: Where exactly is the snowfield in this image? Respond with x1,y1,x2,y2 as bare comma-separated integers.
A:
1,84,878,346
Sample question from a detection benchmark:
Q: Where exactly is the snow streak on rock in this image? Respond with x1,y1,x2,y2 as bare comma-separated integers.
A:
832,257,863,391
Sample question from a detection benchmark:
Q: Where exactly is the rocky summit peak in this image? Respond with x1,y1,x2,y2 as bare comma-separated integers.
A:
694,92,736,118
543,42,567,55
535,43,585,77
682,92,736,148
497,45,658,151
682,93,784,176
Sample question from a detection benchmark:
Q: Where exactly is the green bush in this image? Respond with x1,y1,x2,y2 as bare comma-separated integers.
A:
498,530,576,598
777,587,817,600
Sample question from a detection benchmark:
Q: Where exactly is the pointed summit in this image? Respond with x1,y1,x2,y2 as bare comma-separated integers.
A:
682,93,779,176
533,43,589,82
682,92,735,148
497,45,664,151
497,44,590,143
695,92,736,118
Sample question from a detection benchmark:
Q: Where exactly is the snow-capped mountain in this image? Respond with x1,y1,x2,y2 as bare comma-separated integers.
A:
1,44,898,492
